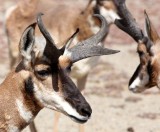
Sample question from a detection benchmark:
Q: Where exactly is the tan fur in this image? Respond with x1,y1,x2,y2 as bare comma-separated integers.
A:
58,56,71,69
148,59,159,87
137,43,147,53
0,70,41,131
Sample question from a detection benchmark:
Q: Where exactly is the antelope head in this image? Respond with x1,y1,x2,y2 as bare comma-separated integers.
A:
83,0,119,24
114,0,160,93
17,13,119,123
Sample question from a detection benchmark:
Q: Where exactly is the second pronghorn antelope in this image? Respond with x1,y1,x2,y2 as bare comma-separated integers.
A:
114,0,160,93
0,13,119,132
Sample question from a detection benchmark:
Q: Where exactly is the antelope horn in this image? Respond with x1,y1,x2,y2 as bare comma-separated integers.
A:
113,0,144,42
63,14,120,63
60,28,79,54
37,13,58,49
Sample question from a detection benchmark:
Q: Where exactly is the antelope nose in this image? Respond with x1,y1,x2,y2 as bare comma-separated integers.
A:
129,85,133,90
78,105,92,117
129,85,138,93
129,83,137,91
129,86,135,91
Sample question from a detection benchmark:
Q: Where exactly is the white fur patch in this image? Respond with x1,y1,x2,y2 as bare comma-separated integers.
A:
63,49,72,58
33,84,88,121
70,40,102,78
8,125,19,132
16,99,33,123
71,55,100,79
129,77,141,90
100,7,120,24
35,36,46,54
63,37,79,58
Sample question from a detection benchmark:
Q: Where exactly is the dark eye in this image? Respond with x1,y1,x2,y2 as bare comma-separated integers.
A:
36,69,50,77
138,51,144,56
66,64,72,73
66,66,71,72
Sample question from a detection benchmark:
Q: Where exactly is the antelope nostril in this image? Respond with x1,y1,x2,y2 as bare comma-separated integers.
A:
129,86,133,90
80,106,92,117
129,86,135,91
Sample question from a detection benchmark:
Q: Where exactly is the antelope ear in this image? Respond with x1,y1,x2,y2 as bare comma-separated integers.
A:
19,23,36,65
144,11,159,43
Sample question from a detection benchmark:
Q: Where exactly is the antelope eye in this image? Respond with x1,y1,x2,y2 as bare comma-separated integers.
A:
66,64,72,73
66,66,71,73
37,70,49,76
138,51,144,56
36,69,51,77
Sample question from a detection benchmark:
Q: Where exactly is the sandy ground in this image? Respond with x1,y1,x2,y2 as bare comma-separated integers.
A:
1,0,160,132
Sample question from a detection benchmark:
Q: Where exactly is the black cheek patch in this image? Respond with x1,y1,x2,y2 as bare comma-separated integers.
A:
52,74,59,92
51,65,59,92
147,60,152,80
25,77,34,94
147,60,156,87
58,69,79,107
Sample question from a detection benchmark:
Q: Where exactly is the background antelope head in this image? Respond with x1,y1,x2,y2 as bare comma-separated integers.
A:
82,0,119,24
113,0,160,93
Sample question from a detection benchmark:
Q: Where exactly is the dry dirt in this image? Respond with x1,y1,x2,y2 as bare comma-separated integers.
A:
0,0,160,132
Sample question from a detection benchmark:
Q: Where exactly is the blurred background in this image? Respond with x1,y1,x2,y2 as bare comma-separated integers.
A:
1,0,160,132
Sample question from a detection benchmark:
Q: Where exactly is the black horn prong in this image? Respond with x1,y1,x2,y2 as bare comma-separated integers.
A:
113,0,144,42
37,12,57,47
59,28,79,54
78,14,108,46
65,28,79,49
37,13,60,62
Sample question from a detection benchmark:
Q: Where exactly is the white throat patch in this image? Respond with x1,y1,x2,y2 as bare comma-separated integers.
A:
16,99,33,123
8,125,19,132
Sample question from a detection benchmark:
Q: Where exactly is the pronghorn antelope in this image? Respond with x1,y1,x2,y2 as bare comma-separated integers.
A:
113,0,160,93
0,13,119,132
5,0,119,131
